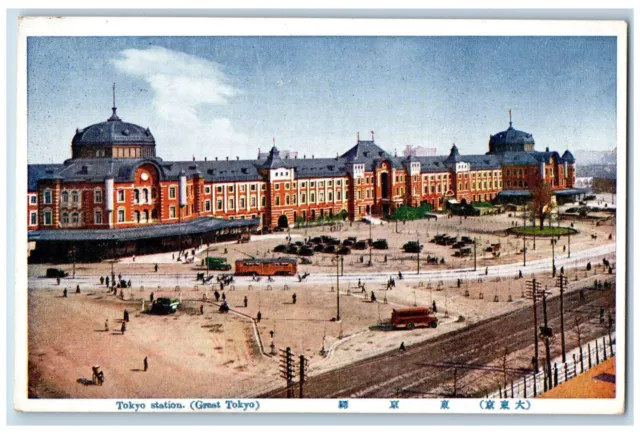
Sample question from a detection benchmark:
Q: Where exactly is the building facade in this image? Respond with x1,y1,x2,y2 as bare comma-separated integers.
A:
28,106,579,237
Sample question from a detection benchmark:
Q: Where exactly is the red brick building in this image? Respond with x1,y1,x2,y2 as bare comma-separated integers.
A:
27,105,579,261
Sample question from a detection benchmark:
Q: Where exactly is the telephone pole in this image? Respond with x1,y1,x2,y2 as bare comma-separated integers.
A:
336,254,341,321
526,278,541,372
279,347,296,398
473,238,477,271
552,237,556,277
557,275,568,363
541,288,553,390
368,220,373,266
417,237,420,275
299,354,308,398
523,236,527,267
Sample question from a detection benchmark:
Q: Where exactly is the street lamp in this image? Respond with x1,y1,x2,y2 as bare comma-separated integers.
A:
368,220,373,266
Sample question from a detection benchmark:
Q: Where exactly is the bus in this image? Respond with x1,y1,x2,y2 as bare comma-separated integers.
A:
391,307,438,330
235,257,297,276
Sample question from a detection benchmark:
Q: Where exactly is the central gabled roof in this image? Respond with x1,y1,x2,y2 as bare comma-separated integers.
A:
341,140,392,162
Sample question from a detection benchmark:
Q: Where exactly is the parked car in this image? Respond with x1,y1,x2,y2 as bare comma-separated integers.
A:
273,244,288,253
402,241,423,253
299,247,314,257
373,239,389,250
353,240,368,250
46,268,69,278
337,246,351,255
342,239,354,247
323,245,337,254
313,244,325,252
286,245,299,254
311,237,323,244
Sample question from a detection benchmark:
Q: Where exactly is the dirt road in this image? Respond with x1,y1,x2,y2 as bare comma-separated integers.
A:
261,284,615,398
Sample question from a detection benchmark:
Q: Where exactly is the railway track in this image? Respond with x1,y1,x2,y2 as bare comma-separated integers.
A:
261,285,615,398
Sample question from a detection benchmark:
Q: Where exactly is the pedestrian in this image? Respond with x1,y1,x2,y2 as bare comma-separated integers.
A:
150,292,155,303
399,342,406,352
155,263,158,272
222,292,226,301
124,309,129,322
127,280,132,288
432,300,437,313
56,277,61,285
361,283,366,294
358,279,361,288
561,266,564,275
172,253,175,260
100,276,104,285
579,289,585,302
244,296,248,308
106,276,110,287
219,282,224,291
63,288,67,298
370,291,376,302
485,267,489,276
118,273,122,281
200,304,204,315
519,270,523,279
105,319,109,332
563,245,566,252
292,293,297,304
600,307,605,324
76,284,80,294
143,356,148,372
398,271,403,280
256,311,262,323
457,278,461,288
133,255,136,262
121,321,126,335
214,290,220,302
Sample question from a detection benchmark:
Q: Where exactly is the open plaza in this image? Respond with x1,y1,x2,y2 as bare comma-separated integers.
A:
27,194,617,398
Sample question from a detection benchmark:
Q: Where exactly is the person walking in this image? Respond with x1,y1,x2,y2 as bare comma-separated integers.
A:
124,309,129,322
104,319,109,332
214,290,220,302
57,277,61,286
121,321,126,335
222,292,226,302
106,276,110,287
244,296,248,308
76,284,81,293
132,255,136,262
370,291,376,303
432,300,438,313
100,276,104,285
200,304,204,315
63,288,67,298
143,357,148,372
256,311,262,323
292,293,297,304
485,267,489,276
154,263,158,272
399,342,406,352
150,292,155,303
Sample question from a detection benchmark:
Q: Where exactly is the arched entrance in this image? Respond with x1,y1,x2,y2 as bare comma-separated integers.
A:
380,172,390,199
277,214,289,228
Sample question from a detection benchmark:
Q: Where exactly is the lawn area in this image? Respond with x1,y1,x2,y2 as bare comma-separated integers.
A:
509,226,577,236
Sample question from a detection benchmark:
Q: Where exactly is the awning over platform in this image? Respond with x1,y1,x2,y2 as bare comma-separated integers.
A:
28,217,259,243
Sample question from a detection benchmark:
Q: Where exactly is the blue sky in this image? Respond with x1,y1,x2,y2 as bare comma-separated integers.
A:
27,36,617,163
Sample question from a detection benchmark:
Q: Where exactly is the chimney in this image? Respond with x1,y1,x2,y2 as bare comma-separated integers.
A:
546,147,549,152
295,155,297,159
304,154,306,159
226,156,229,161
215,157,218,161
236,156,239,161
357,132,360,142
204,157,207,162
312,155,315,159
258,148,261,159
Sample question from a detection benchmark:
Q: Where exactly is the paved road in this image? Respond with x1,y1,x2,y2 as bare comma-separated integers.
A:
261,283,615,398
29,243,616,290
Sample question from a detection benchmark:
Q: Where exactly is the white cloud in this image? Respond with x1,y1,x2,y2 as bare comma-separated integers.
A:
112,46,247,159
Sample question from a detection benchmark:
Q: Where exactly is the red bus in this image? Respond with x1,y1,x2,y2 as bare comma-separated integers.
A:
235,257,297,276
391,307,438,330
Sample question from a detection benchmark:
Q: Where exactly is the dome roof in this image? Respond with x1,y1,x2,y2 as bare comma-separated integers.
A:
72,108,155,147
489,123,535,149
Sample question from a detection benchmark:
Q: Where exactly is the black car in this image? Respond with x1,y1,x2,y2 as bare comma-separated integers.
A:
313,244,325,252
402,241,423,253
46,268,69,278
287,245,299,254
337,246,351,255
311,237,323,244
373,239,389,250
342,239,354,247
353,240,368,250
299,247,314,257
273,244,287,253
323,245,337,254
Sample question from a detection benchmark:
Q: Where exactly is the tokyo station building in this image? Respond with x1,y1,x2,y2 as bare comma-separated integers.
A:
27,102,580,261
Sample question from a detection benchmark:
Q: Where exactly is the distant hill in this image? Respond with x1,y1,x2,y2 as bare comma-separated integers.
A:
573,149,617,165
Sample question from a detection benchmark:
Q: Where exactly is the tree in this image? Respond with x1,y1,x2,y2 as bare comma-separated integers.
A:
531,180,553,229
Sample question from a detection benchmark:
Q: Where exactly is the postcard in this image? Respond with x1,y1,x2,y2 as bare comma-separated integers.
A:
13,17,627,414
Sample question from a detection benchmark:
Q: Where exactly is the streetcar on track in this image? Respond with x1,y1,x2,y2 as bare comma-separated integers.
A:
235,257,298,276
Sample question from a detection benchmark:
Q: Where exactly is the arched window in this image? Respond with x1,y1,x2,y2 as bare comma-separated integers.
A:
71,191,79,203
143,210,149,221
61,191,69,203
71,212,79,224
134,189,140,203
62,212,69,224
134,211,140,222
143,189,149,203
275,196,280,206
151,209,158,220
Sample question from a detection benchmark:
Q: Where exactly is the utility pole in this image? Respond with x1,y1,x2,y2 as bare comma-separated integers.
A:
523,236,527,267
417,237,420,275
368,220,373,266
299,354,308,398
552,237,556,277
279,347,295,398
473,238,477,271
336,254,341,321
526,278,540,372
568,231,571,258
541,288,553,391
557,275,568,363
